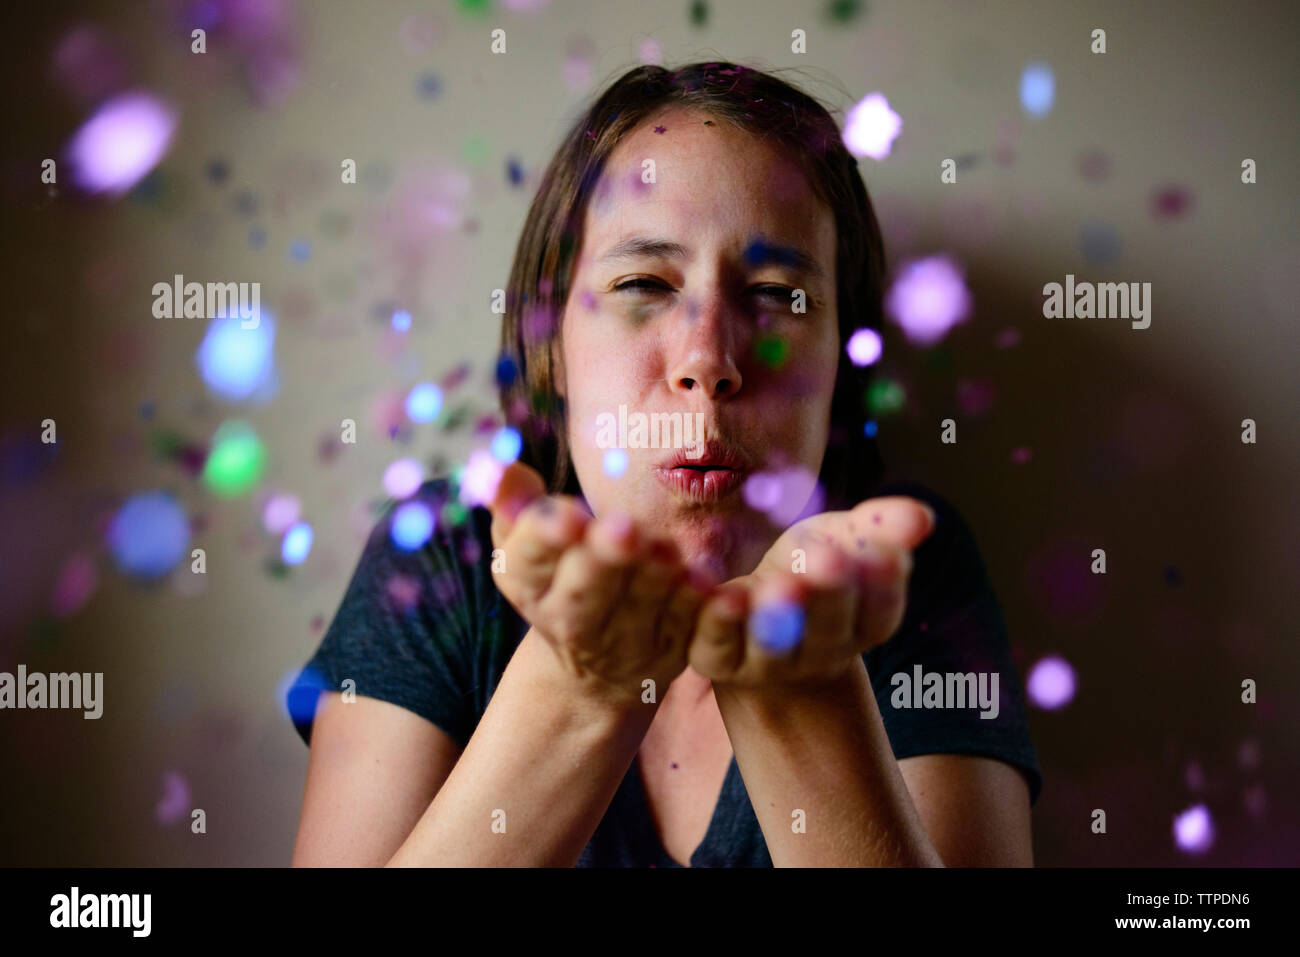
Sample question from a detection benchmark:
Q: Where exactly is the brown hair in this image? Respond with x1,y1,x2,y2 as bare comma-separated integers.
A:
499,60,887,511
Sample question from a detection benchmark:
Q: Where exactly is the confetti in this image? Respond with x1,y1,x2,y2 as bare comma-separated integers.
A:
751,600,805,654
884,255,972,346
202,422,266,497
843,92,902,160
51,552,98,618
1019,62,1054,117
108,492,190,580
383,458,426,499
155,771,191,826
281,522,314,565
66,91,178,196
1151,184,1194,220
846,328,882,366
1026,656,1075,709
1173,804,1214,854
406,383,444,423
391,501,435,550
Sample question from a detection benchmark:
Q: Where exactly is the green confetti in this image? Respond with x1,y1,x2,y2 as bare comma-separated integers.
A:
923,345,953,372
866,379,906,416
462,134,490,168
826,0,864,25
690,0,708,27
202,421,266,497
755,335,789,368
150,429,186,459
440,402,473,433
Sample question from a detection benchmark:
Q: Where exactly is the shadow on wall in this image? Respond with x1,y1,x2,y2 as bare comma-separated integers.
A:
870,219,1291,866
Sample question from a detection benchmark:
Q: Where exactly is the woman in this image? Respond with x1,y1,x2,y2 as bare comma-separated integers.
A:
288,61,1041,867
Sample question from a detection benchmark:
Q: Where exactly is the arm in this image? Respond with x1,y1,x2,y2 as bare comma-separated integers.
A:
292,692,464,867
713,657,1032,867
713,656,943,867
386,627,658,867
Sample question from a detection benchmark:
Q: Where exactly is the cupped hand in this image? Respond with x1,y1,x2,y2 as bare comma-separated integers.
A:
488,462,714,709
687,495,938,689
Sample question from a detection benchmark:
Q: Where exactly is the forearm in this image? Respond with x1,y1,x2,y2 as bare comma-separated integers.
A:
712,656,943,867
387,628,656,867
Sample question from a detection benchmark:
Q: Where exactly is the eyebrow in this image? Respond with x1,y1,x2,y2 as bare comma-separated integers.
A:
598,235,824,279
599,236,689,264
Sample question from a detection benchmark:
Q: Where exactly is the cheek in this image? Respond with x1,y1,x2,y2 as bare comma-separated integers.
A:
755,328,840,409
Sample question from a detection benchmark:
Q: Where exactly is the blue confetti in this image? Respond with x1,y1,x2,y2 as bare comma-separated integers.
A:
1020,62,1055,117
750,600,805,654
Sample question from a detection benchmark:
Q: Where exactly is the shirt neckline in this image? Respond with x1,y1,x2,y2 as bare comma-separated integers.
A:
630,750,738,868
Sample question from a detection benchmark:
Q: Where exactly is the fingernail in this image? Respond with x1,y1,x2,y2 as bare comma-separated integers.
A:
716,588,747,619
921,505,937,531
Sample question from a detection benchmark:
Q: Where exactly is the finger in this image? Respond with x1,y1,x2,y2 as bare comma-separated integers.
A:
744,576,808,681
538,511,644,658
796,542,861,671
845,496,937,551
488,461,548,547
852,540,912,651
498,496,592,608
606,537,688,660
657,566,716,666
689,582,750,682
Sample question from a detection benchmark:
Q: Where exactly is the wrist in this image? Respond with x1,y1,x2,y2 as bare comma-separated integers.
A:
516,627,663,730
712,657,866,709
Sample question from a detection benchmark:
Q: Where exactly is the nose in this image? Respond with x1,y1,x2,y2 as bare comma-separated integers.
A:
667,297,744,400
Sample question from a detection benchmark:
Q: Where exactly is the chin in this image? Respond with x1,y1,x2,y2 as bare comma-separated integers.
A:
644,493,772,580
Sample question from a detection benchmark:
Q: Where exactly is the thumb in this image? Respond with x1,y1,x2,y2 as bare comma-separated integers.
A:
488,460,547,545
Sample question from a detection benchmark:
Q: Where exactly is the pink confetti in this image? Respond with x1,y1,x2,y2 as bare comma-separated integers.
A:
155,771,190,826
441,362,473,391
1151,185,1194,220
955,378,996,417
386,574,421,612
1076,149,1112,182
51,552,98,619
1243,785,1267,819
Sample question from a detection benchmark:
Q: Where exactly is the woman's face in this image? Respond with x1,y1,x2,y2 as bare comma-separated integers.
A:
555,107,840,581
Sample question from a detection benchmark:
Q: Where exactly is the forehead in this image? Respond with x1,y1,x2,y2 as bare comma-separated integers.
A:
581,109,834,264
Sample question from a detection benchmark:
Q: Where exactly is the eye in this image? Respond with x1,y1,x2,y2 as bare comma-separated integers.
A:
613,277,672,294
751,285,797,307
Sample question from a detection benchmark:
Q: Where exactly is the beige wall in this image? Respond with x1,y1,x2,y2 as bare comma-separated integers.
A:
1,0,1296,865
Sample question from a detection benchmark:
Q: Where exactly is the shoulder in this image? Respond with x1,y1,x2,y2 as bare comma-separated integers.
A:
285,478,503,749
860,478,1044,807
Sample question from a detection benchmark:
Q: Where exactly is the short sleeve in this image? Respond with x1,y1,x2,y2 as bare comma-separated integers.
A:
285,480,480,750
862,480,1043,807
